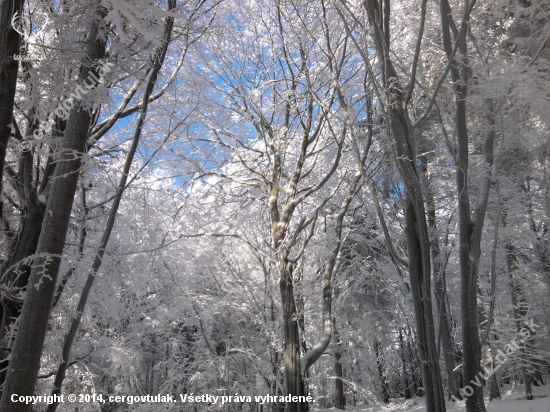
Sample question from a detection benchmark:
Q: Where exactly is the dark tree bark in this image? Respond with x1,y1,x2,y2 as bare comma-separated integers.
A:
362,1,446,410
334,320,345,409
420,143,461,402
0,5,107,410
439,1,494,410
479,305,501,401
0,165,44,333
0,194,44,393
279,261,304,411
399,330,412,400
45,4,175,411
503,212,537,400
484,344,501,401
434,269,461,402
0,0,23,225
0,115,63,395
374,338,389,404
51,183,87,311
478,192,501,403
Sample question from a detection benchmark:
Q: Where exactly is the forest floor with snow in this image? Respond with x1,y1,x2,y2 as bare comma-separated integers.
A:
320,384,550,412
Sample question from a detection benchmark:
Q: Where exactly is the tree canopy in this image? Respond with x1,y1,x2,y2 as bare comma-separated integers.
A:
0,1,549,411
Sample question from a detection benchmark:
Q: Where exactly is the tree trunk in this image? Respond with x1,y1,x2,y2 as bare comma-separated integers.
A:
439,1,493,410
334,320,345,409
407,328,424,397
0,199,44,335
482,343,501,401
0,0,24,225
45,6,174,410
0,200,44,392
410,347,421,397
279,261,305,412
362,2,446,410
504,220,534,400
489,370,500,401
0,114,62,395
0,5,107,410
404,199,443,407
374,338,389,403
399,330,412,399
436,279,461,401
421,149,461,402
478,289,500,401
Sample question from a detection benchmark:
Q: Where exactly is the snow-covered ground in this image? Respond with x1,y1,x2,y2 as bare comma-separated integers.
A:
320,384,550,412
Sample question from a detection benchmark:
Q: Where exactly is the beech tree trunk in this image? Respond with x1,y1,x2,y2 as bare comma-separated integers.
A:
45,5,175,411
504,216,535,400
334,321,345,409
363,1,446,410
478,288,500,401
488,359,501,401
279,261,304,412
374,338,389,403
421,145,461,402
435,274,461,401
399,330,412,399
439,1,494,410
0,115,62,395
0,5,107,410
0,192,44,337
0,199,44,392
0,0,23,225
